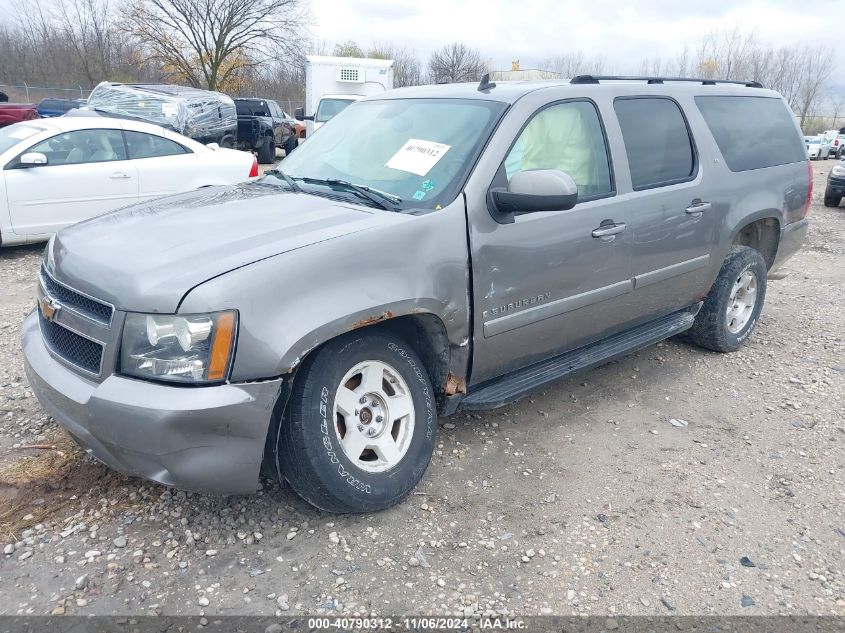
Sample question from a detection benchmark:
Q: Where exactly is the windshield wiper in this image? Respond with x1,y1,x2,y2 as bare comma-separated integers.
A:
264,169,302,193
299,177,402,211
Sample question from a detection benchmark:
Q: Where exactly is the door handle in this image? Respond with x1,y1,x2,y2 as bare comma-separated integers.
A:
110,172,131,179
685,201,711,215
591,222,627,238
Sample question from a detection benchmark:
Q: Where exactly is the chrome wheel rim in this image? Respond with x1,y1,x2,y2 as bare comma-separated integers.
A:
726,269,757,334
333,360,415,473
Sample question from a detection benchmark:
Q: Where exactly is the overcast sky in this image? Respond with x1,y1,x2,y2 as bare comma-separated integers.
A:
1,0,842,95
310,0,845,90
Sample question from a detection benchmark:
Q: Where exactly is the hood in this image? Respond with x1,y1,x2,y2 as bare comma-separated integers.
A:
46,183,397,313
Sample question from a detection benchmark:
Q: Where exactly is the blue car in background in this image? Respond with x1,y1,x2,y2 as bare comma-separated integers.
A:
35,98,86,118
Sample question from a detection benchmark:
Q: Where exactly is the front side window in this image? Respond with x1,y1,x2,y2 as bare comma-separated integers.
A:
275,98,505,210
27,129,126,165
614,97,695,190
315,98,355,123
504,100,613,198
124,131,189,159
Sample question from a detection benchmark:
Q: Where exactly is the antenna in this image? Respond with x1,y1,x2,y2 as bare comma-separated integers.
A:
478,73,496,92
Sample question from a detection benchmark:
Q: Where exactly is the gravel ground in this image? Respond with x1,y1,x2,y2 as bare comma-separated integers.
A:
0,161,843,618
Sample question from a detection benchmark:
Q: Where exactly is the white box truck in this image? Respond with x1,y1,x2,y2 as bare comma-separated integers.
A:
295,56,394,138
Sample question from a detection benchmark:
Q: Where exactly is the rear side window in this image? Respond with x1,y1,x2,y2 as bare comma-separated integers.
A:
614,97,696,190
124,131,189,159
695,96,806,171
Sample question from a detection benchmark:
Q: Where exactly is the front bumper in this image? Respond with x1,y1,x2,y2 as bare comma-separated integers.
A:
770,218,809,272
21,311,282,495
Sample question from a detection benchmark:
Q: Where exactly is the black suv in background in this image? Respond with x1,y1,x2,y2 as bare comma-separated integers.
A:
235,98,297,164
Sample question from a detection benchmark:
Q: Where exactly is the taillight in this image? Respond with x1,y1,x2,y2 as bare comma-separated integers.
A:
801,160,813,219
248,156,258,178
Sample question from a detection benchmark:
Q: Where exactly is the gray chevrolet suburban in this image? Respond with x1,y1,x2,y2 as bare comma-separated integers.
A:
21,76,811,513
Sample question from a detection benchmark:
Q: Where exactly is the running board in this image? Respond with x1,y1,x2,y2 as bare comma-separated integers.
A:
459,308,697,411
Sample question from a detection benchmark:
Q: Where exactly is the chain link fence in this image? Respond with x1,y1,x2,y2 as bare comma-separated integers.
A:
0,83,90,103
1,83,305,117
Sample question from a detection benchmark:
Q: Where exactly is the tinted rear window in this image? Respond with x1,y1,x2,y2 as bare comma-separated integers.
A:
614,97,696,190
235,100,270,116
695,96,806,171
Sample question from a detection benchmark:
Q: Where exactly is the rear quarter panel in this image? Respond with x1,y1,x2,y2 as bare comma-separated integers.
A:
682,94,808,282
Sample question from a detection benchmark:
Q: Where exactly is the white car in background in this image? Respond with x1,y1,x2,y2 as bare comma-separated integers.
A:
0,115,258,246
805,135,831,160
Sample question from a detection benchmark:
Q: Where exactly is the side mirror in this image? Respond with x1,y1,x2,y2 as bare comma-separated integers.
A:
18,152,48,167
294,107,305,119
489,169,578,223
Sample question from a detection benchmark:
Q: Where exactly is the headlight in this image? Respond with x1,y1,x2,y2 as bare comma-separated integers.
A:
121,310,237,383
832,165,845,177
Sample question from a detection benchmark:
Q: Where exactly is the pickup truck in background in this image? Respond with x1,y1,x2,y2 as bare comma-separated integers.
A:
234,98,297,164
0,103,39,127
822,129,845,159
36,98,86,118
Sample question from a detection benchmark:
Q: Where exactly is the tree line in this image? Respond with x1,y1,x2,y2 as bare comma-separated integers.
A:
0,0,838,130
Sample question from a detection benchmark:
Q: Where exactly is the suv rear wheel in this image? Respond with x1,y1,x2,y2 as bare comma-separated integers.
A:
275,331,437,513
687,246,767,353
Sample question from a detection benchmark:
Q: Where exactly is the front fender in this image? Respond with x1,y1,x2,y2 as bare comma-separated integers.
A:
178,200,471,383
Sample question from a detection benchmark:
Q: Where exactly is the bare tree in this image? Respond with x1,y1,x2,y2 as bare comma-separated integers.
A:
637,26,835,125
793,46,835,128
541,51,604,78
55,0,119,86
427,43,487,84
368,42,422,87
122,0,307,92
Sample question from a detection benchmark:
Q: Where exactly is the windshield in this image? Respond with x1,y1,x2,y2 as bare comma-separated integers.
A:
315,98,357,123
0,123,45,155
273,98,506,210
806,138,820,144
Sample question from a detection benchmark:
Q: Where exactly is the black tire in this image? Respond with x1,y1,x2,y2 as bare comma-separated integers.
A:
276,331,438,513
687,246,767,353
257,135,275,164
824,193,842,207
283,135,297,156
220,134,235,149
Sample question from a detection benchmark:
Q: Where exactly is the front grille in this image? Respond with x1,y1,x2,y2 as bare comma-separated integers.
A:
40,267,113,324
38,311,103,374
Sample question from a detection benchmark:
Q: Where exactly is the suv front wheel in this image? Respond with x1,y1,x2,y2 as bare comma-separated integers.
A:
687,246,767,353
275,331,438,513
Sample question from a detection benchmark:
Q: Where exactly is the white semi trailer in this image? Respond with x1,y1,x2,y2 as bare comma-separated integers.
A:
295,56,394,138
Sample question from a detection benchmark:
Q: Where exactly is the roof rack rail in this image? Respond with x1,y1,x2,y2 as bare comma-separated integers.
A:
570,75,764,89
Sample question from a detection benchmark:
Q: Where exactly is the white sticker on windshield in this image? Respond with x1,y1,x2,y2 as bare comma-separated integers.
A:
8,126,40,140
385,139,451,176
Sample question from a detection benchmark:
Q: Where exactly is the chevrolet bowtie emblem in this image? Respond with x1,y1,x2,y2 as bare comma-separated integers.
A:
39,296,61,321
